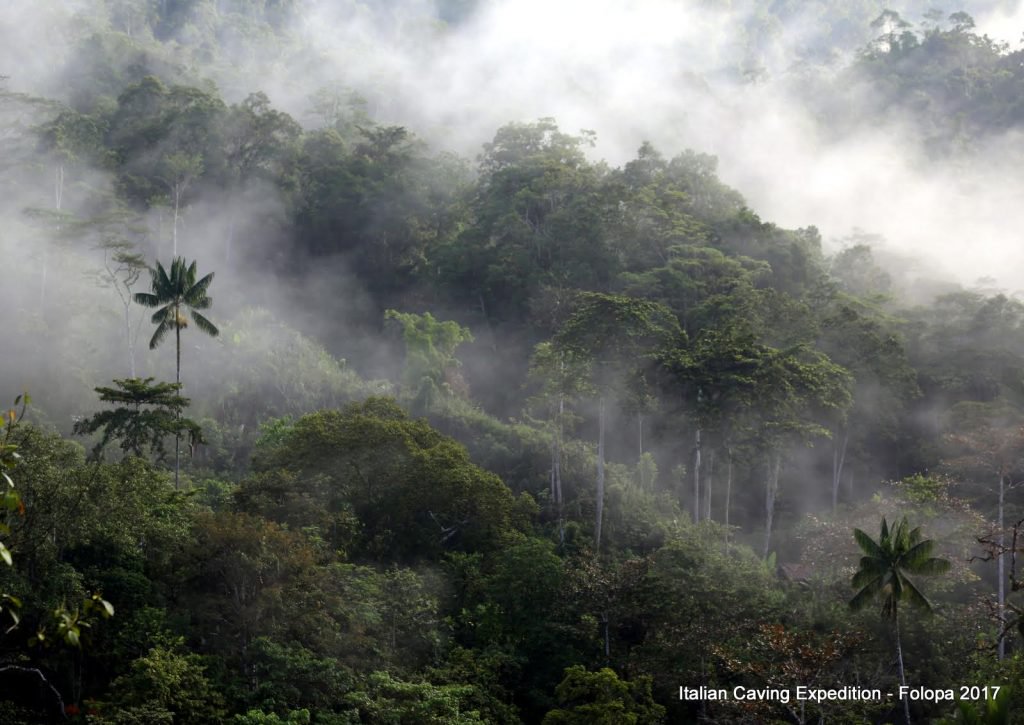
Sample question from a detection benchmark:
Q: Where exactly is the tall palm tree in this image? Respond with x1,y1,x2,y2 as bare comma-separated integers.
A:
135,257,218,487
850,517,950,725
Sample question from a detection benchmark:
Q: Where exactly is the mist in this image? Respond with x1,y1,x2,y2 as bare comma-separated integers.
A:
0,0,1019,433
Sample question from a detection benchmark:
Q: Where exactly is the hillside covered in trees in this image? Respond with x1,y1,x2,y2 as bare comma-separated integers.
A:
3,1,1024,722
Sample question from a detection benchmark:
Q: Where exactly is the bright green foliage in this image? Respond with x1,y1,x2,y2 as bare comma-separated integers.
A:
72,378,202,461
239,638,354,715
31,592,114,649
96,641,226,724
850,517,951,618
553,292,682,371
343,671,485,724
542,666,665,725
621,245,769,337
936,686,1012,725
233,709,311,725
385,310,474,412
0,395,28,631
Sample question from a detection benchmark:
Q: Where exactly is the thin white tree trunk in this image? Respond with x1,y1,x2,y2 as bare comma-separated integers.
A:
724,448,733,551
703,448,714,521
175,316,181,490
125,304,136,378
763,450,781,558
637,413,645,489
41,164,64,307
172,181,181,257
832,426,849,513
594,396,605,554
895,608,910,725
998,472,1006,660
693,427,701,523
555,396,563,506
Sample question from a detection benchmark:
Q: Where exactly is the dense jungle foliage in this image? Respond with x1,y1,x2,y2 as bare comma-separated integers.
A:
2,1,1024,723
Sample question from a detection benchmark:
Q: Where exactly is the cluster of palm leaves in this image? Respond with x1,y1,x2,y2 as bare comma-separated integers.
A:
133,257,219,487
850,517,951,725
134,257,219,384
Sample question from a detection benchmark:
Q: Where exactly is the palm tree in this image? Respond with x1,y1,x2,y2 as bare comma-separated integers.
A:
134,257,218,487
850,517,950,725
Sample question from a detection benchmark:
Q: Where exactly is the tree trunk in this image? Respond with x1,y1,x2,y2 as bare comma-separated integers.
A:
895,606,910,725
602,610,610,664
637,413,645,489
556,397,564,544
555,396,564,506
174,317,181,490
724,448,733,551
703,447,714,521
125,304,136,378
41,164,64,307
594,396,605,554
172,181,181,257
762,450,781,558
832,425,849,513
693,427,701,523
999,472,1006,660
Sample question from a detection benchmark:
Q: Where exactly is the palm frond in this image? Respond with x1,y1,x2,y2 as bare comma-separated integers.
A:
134,291,161,308
149,320,171,350
852,560,887,587
191,311,219,338
854,528,885,558
850,576,884,611
150,305,173,325
901,539,935,568
155,261,173,293
899,574,933,612
909,557,951,576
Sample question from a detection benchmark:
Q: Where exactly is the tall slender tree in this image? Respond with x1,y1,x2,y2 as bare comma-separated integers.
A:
552,292,681,554
135,257,218,487
850,517,950,725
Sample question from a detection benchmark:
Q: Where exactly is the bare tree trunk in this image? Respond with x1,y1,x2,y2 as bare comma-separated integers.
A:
693,427,701,523
555,396,564,506
724,447,733,551
594,396,605,554
762,450,781,558
41,164,64,307
125,304,136,378
172,182,182,257
832,426,849,513
999,472,1006,660
895,607,910,725
602,610,610,664
703,448,714,521
175,318,181,490
550,428,557,501
637,413,645,489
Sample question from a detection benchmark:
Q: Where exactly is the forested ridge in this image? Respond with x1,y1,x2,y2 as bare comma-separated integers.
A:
2,1,1024,723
